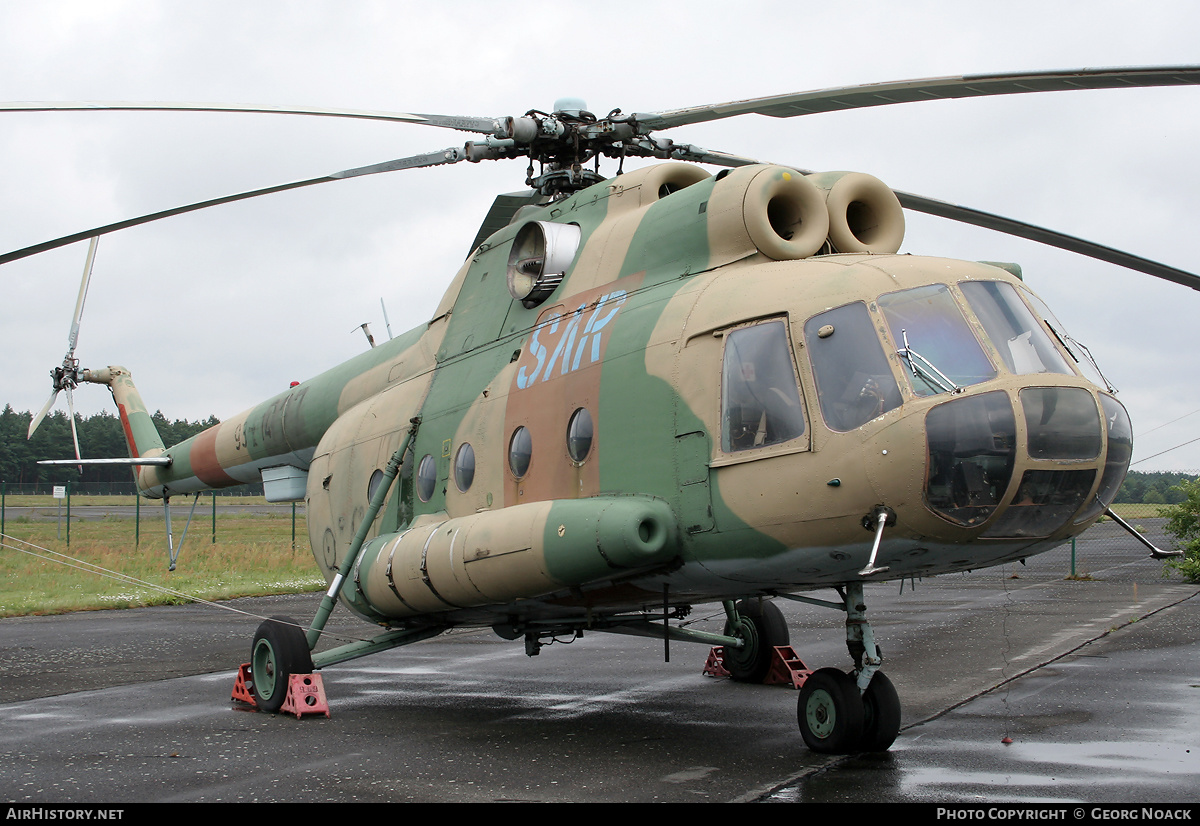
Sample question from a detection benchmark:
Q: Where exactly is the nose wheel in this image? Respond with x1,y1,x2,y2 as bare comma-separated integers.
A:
859,670,901,751
792,581,902,753
798,668,863,752
796,666,900,753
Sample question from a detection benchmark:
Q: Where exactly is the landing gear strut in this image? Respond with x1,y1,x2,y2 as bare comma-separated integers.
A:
792,582,901,753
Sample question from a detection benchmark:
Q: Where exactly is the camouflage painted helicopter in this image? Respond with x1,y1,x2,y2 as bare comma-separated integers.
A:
6,67,1198,754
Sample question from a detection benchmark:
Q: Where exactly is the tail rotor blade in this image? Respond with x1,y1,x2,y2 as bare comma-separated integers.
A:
67,236,99,356
28,390,59,438
65,387,83,472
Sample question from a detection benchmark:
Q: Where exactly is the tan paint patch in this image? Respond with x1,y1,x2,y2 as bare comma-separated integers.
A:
433,257,473,320
336,314,449,416
447,361,519,518
704,166,760,267
562,208,643,296
212,408,253,474
306,350,441,577
556,165,705,297
190,424,239,487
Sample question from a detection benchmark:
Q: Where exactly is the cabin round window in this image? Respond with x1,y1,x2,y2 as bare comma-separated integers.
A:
566,408,593,463
416,454,437,502
509,426,532,478
454,443,476,492
367,469,385,503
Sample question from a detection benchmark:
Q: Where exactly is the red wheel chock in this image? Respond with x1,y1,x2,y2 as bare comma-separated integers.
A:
231,663,256,705
702,645,811,688
764,646,812,689
231,663,330,717
281,673,330,718
703,647,731,677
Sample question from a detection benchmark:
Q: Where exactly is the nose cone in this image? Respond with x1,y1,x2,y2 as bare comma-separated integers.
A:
851,381,1135,582
977,387,1106,538
924,390,1017,528
912,386,1130,540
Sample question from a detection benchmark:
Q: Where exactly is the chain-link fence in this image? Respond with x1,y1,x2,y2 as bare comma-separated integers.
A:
0,487,303,549
0,480,263,497
1015,516,1184,584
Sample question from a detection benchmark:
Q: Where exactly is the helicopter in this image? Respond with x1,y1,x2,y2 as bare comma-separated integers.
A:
5,66,1197,754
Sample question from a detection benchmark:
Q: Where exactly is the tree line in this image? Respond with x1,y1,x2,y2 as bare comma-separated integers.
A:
1115,470,1196,505
0,404,218,488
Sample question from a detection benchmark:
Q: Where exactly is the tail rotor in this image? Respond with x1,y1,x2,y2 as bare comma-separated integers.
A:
28,236,100,470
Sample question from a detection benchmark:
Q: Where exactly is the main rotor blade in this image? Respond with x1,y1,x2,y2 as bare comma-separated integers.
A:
0,101,503,135
621,139,765,168
0,147,469,266
640,66,1200,130
895,189,1200,291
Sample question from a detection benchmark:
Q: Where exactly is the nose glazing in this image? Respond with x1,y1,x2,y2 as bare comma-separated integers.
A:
923,387,1129,538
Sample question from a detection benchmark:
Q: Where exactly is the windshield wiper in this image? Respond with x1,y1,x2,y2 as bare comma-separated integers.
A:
1044,321,1117,394
898,329,960,394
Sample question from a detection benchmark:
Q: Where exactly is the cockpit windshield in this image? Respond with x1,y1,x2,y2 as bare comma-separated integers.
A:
960,281,1075,376
1020,288,1113,390
878,284,996,396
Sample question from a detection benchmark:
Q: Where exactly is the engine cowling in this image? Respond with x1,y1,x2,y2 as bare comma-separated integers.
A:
346,496,678,621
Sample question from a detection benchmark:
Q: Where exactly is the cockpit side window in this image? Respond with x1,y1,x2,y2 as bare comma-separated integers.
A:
804,302,902,432
720,320,806,452
960,281,1074,376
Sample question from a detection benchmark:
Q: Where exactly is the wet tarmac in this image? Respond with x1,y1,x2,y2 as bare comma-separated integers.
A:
0,544,1196,803
769,594,1200,803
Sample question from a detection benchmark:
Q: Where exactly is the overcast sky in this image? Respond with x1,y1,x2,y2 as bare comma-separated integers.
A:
1,0,1198,471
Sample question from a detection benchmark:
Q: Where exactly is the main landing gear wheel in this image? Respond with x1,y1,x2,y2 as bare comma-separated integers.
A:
723,598,790,683
250,615,314,713
859,670,901,752
797,667,864,754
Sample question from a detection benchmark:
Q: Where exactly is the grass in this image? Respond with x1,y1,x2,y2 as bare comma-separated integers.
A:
1104,503,1166,520
0,511,324,617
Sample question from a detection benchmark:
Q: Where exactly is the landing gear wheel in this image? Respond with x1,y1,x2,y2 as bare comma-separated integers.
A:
859,670,901,752
798,667,864,754
250,615,314,713
723,599,790,683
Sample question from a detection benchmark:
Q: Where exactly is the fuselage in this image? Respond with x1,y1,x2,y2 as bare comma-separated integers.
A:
117,162,1129,626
